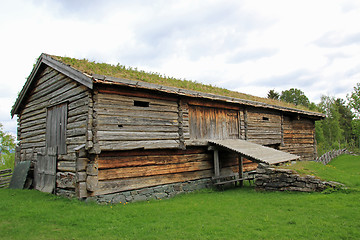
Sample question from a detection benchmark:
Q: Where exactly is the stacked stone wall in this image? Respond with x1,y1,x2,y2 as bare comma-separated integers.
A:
87,178,212,204
255,163,343,192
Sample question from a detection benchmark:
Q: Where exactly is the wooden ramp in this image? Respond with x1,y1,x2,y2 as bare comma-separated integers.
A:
209,139,300,165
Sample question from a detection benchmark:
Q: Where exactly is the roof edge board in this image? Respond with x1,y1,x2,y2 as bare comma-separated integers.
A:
42,54,93,89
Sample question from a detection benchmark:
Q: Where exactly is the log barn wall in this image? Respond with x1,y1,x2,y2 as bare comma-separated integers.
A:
94,148,212,196
92,148,257,196
279,116,316,161
17,66,92,194
93,86,183,151
13,54,325,200
245,107,282,146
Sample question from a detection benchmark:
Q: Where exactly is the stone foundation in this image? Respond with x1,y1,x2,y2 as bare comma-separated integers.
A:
255,163,344,192
87,178,212,204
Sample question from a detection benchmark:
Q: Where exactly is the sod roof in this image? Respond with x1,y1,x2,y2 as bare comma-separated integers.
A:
52,55,320,114
12,53,324,118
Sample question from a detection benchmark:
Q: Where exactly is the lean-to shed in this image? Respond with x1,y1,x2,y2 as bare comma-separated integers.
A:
11,53,325,201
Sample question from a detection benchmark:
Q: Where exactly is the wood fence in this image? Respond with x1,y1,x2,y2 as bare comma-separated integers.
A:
315,149,352,165
0,169,12,188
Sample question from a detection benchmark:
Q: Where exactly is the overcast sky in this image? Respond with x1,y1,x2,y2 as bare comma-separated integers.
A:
1,0,359,136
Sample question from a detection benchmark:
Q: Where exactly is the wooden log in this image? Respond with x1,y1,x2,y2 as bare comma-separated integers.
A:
77,182,88,198
98,160,212,180
97,124,178,132
214,149,220,178
96,109,179,120
96,131,179,141
86,163,98,176
100,148,207,157
97,116,178,126
92,169,213,196
76,172,87,182
57,161,76,172
98,153,211,169
56,172,76,189
239,156,244,187
97,101,179,113
86,176,98,192
28,73,69,102
77,158,88,171
98,139,180,151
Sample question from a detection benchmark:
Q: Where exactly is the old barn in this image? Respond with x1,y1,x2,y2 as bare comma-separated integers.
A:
11,53,324,202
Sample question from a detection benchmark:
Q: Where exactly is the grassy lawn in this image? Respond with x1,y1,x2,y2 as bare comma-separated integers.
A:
1,155,360,240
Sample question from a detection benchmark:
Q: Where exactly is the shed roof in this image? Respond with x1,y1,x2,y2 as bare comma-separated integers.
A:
12,53,325,119
209,139,300,165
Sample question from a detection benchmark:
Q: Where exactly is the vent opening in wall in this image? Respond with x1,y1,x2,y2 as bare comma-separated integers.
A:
134,100,150,107
262,117,269,121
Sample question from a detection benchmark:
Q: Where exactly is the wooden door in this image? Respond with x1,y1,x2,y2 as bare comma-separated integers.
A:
189,106,239,139
34,147,57,193
35,103,68,193
45,103,67,154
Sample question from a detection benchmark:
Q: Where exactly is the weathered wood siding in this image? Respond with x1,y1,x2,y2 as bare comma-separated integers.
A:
93,148,212,195
246,108,282,146
18,66,91,191
94,88,181,151
279,116,316,160
91,147,256,196
188,105,240,140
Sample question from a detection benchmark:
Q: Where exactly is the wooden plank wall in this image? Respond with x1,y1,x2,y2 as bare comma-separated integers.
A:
92,147,257,196
94,89,181,151
93,148,212,195
279,116,316,160
188,105,239,140
246,108,282,146
18,66,91,191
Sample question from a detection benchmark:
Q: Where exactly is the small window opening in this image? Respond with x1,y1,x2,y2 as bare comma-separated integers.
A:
118,124,123,128
134,100,150,107
262,117,269,121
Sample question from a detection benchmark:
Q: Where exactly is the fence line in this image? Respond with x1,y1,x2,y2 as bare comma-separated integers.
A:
315,149,352,165
0,169,13,188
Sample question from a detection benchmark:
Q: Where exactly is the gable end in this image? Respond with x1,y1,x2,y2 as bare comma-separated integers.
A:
11,53,93,117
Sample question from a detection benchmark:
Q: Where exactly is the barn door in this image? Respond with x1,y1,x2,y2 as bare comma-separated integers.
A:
227,112,239,139
189,106,239,139
34,147,57,193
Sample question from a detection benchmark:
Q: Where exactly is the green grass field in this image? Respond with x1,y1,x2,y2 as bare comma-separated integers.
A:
1,155,359,240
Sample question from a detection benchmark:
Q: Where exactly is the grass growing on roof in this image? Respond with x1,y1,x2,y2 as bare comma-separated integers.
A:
52,55,318,113
1,155,360,239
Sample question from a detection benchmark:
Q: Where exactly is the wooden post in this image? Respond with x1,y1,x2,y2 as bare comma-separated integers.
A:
177,98,186,150
214,149,220,180
281,113,285,147
239,155,244,187
244,108,248,140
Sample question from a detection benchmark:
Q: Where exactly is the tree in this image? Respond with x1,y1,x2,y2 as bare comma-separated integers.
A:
0,123,16,170
317,95,349,151
347,83,360,116
280,88,310,107
334,98,354,143
267,89,280,100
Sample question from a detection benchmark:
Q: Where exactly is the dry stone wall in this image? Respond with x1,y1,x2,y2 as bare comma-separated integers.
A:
86,178,212,204
255,163,344,192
